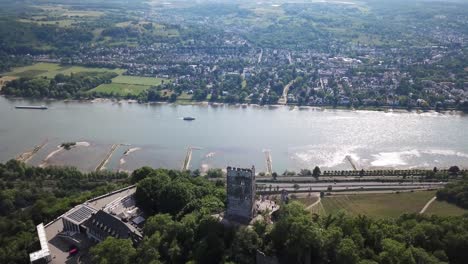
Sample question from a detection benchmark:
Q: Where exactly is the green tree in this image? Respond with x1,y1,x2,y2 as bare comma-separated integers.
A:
136,233,162,264
206,168,223,178
378,239,415,264
293,183,300,191
230,227,261,264
135,173,171,213
193,216,226,264
336,238,359,264
131,166,154,183
159,181,194,215
313,166,321,179
270,202,323,263
91,237,136,264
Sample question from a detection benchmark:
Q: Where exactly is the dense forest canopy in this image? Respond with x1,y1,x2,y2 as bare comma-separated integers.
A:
437,179,468,209
1,161,468,263
0,160,127,263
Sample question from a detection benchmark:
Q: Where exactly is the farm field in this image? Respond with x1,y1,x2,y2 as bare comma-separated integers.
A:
2,63,124,79
34,5,104,17
309,191,447,218
111,75,167,86
17,6,104,28
59,65,124,76
90,83,150,96
17,19,75,27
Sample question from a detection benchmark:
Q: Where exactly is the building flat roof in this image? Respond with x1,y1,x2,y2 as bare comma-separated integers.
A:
63,204,97,225
29,223,51,263
89,187,136,210
132,216,145,225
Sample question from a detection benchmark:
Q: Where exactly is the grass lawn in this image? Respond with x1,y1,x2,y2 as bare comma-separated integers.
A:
12,69,49,78
90,83,150,96
58,65,124,76
177,92,193,100
112,75,167,86
3,63,62,78
293,196,319,207
319,191,437,218
425,200,468,216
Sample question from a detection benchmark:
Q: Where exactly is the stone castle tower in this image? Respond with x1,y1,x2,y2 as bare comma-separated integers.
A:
226,166,256,222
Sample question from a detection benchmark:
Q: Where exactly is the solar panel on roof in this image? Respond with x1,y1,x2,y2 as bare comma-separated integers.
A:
65,205,96,223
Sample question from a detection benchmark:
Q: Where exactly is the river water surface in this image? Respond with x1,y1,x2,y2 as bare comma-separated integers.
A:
1,97,467,172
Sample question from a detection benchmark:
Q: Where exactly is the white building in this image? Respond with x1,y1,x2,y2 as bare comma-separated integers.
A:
29,223,52,264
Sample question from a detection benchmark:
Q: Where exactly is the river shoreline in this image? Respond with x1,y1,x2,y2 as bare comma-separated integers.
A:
2,95,465,115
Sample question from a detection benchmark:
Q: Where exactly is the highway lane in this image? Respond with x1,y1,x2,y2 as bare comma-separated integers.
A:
257,181,445,192
258,181,444,188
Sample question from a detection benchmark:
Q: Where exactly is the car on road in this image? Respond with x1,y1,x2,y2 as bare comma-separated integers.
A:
69,245,79,257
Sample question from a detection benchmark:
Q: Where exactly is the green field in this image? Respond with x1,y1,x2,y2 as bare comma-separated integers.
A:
111,75,166,86
35,5,104,17
292,196,319,207
425,200,468,216
311,191,444,218
3,63,124,79
17,6,103,28
90,83,150,96
18,19,75,27
3,63,62,78
2,63,170,96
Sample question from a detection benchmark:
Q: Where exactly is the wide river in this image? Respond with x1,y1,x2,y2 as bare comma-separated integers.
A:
1,96,467,173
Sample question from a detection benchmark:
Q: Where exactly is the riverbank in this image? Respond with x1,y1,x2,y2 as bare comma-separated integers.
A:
2,95,465,115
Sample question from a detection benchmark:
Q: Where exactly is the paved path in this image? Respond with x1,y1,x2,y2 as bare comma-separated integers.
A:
420,196,437,214
306,194,321,210
278,79,295,105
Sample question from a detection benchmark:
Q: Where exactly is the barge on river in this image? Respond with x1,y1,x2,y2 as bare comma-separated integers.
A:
15,105,48,110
